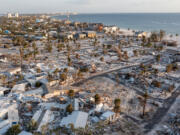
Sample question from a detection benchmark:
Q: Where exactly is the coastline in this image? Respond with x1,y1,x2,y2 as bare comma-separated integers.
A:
52,13,180,35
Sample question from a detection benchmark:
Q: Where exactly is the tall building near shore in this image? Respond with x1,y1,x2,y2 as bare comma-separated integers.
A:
15,13,19,18
7,13,12,18
7,13,19,18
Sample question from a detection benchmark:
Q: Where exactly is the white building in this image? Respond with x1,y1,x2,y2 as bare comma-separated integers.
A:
60,111,88,129
7,13,12,18
15,13,19,18
8,104,19,126
37,110,54,132
24,87,44,97
18,131,33,135
8,67,21,75
104,26,119,33
32,109,43,123
11,83,27,93
7,13,19,18
0,124,10,135
0,120,10,130
0,98,12,119
74,98,79,111
0,87,9,96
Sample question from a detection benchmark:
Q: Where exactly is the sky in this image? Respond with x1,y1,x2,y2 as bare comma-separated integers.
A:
0,0,180,14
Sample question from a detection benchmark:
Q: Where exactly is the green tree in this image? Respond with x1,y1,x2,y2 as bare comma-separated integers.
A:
150,32,159,42
142,91,149,117
32,42,39,61
27,120,37,132
100,57,104,62
114,98,121,115
133,50,138,56
159,30,165,41
156,54,161,62
5,124,21,135
166,64,173,73
19,46,24,69
60,73,67,82
66,104,73,114
68,89,75,99
94,94,101,105
123,51,129,60
114,98,121,107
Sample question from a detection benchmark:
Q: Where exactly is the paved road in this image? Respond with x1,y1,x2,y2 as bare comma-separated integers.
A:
144,86,180,134
72,58,154,87
72,64,139,87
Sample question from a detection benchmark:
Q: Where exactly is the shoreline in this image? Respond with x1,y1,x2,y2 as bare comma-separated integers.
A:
52,16,180,36
52,13,180,35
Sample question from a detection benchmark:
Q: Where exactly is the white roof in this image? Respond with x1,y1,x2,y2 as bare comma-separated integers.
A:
39,102,67,110
60,111,88,129
0,99,15,118
0,124,10,135
100,111,115,120
11,83,26,93
8,104,19,123
24,87,44,96
74,98,79,111
32,109,43,122
94,103,103,112
18,131,33,135
37,110,54,132
0,120,9,129
0,87,9,92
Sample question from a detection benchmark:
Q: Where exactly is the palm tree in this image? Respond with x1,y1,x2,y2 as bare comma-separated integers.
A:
114,98,121,116
114,47,122,60
75,53,80,59
19,46,24,69
66,104,73,114
150,32,159,42
94,94,101,105
45,42,52,53
1,75,7,86
32,42,39,61
53,68,59,76
142,91,149,117
68,123,76,134
166,64,173,73
5,124,21,135
133,50,138,56
41,124,48,135
67,56,72,66
156,54,161,62
27,120,37,132
68,89,75,99
114,98,121,107
159,30,165,41
123,51,128,60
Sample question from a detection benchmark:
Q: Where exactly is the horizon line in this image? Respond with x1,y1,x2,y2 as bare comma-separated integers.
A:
1,12,180,15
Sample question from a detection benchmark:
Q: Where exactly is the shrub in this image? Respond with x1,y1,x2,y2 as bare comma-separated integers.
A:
66,104,73,114
151,80,161,88
166,64,173,73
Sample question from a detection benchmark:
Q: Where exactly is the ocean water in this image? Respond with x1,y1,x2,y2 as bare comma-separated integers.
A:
53,13,180,34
